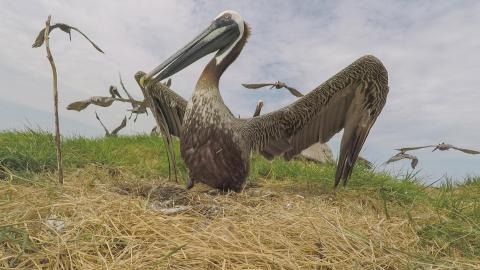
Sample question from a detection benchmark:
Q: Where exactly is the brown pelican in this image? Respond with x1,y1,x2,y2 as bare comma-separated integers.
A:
432,142,480,154
242,81,304,97
387,142,479,169
139,10,389,191
396,143,480,155
386,152,419,169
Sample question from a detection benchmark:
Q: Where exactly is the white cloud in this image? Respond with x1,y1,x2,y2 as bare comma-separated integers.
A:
0,0,479,181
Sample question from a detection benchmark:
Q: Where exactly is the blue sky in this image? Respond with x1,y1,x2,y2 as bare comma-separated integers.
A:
1,0,479,183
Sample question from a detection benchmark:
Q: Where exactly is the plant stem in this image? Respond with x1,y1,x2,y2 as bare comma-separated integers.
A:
44,15,64,184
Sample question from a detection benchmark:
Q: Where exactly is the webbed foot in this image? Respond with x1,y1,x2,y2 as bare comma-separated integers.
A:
186,179,194,189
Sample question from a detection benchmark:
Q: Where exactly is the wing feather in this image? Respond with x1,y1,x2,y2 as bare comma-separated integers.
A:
395,145,435,152
142,79,187,137
452,146,480,154
241,55,389,188
242,83,275,89
284,86,304,97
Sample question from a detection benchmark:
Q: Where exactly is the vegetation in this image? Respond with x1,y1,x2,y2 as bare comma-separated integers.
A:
1,130,479,269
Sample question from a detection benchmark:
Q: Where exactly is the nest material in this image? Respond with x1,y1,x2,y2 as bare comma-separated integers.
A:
0,167,477,269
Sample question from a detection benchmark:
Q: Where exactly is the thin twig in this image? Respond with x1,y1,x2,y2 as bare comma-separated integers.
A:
119,74,148,121
44,15,64,184
95,111,111,137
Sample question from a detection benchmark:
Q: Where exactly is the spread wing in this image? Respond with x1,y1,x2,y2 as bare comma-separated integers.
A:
386,153,405,163
451,146,480,154
241,56,389,188
136,71,187,182
395,145,435,152
284,86,304,97
242,83,275,89
410,156,419,169
111,116,127,136
139,75,187,137
386,153,418,169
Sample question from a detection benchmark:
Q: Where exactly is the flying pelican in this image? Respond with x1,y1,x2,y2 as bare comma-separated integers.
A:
395,143,480,155
242,81,304,97
386,152,419,169
138,10,389,191
432,142,480,154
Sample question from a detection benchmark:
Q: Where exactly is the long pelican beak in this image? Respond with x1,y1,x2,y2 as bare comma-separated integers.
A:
141,18,240,86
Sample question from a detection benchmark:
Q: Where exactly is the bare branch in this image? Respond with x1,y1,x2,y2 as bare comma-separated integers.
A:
43,15,64,184
33,23,104,53
95,111,110,137
118,73,136,105
111,116,127,136
34,17,104,184
118,73,150,122
95,112,127,137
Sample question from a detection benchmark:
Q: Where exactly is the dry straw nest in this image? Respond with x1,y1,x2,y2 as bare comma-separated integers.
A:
0,165,478,269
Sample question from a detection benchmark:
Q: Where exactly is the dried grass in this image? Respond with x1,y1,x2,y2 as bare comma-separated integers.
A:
1,166,478,269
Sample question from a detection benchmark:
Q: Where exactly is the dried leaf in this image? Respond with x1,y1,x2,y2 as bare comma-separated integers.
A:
32,23,104,53
111,116,127,136
66,96,115,111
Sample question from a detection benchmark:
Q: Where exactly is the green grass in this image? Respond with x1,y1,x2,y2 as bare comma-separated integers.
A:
0,130,187,179
1,130,479,259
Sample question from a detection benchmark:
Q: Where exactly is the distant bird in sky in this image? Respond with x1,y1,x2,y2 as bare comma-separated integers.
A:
432,142,480,154
242,81,304,97
386,152,419,169
386,142,479,169
396,143,480,155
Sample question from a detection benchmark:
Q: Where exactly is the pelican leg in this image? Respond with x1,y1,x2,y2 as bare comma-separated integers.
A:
186,179,195,189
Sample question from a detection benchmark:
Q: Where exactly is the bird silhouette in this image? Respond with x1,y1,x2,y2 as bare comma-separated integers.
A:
432,142,480,154
395,143,479,155
242,81,304,97
387,142,479,169
386,152,419,169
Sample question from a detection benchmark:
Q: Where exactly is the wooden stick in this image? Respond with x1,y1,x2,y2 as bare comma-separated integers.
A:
44,15,64,184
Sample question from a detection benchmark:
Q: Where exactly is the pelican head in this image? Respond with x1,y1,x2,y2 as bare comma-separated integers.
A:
143,10,246,85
